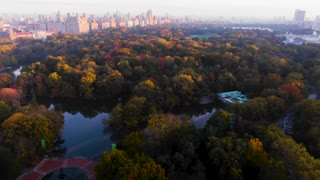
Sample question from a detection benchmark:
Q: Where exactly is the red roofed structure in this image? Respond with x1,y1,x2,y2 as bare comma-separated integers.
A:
18,157,97,180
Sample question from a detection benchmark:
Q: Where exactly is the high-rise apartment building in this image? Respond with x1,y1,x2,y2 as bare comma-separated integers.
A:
294,9,306,22
65,13,89,34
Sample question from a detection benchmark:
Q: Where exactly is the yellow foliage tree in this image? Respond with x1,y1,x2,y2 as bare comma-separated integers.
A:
95,150,167,180
2,112,55,160
80,71,96,97
246,138,268,166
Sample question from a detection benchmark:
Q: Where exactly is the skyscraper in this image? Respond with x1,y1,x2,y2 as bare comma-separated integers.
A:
293,9,306,22
147,9,153,25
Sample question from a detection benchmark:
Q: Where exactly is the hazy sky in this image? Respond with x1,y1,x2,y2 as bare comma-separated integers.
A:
1,0,319,19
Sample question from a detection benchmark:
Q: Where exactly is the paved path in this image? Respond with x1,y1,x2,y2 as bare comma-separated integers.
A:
18,157,97,180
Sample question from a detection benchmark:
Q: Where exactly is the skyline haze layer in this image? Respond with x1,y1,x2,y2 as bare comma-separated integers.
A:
1,0,319,19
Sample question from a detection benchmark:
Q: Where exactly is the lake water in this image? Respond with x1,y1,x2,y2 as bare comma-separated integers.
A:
13,66,22,78
36,97,217,161
61,112,112,160
37,98,115,161
192,108,216,128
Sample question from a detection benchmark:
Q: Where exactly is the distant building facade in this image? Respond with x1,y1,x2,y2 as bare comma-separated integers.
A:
2,9,175,40
65,14,89,34
293,9,306,24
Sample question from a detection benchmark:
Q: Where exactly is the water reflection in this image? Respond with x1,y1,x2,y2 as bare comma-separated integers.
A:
36,97,115,118
36,98,114,161
38,98,218,160
61,112,112,160
13,66,22,79
172,103,217,128
192,108,216,128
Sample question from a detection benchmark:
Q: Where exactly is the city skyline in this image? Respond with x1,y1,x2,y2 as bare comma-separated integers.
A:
1,0,319,19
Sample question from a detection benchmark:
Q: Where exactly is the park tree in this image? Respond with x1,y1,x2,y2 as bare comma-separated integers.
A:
245,138,268,167
293,99,320,157
240,97,267,121
0,100,11,123
96,70,126,98
265,95,286,121
172,74,195,106
256,125,320,179
117,60,132,78
44,55,64,72
263,73,283,89
206,133,248,179
95,150,167,180
16,105,64,137
205,110,231,137
46,72,61,88
109,96,149,143
244,137,286,180
143,113,200,177
80,70,96,97
133,79,159,102
0,88,20,108
2,113,55,160
280,83,303,103
123,131,145,156
122,96,148,130
0,73,12,88
34,75,47,96
144,113,192,156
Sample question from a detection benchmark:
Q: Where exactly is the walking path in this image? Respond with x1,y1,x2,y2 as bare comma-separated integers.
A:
18,157,97,180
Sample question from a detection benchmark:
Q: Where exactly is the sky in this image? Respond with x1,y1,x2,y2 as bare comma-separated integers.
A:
1,0,319,19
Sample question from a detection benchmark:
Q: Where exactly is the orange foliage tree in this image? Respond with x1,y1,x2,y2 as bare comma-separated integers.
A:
0,88,20,108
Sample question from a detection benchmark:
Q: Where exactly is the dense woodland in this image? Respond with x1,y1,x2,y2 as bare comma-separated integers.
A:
1,26,320,179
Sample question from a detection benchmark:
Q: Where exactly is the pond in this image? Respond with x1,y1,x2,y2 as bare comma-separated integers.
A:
13,66,22,78
37,97,217,161
172,102,217,128
37,98,115,161
61,112,112,160
192,108,216,128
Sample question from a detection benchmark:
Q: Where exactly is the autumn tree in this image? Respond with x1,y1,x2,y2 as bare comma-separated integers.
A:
206,133,248,179
256,125,320,179
280,83,303,103
122,131,145,156
133,79,159,103
263,73,283,89
0,73,12,88
0,88,20,108
239,97,267,121
109,96,150,142
2,113,55,160
16,105,64,137
143,113,200,176
0,100,11,123
145,113,192,155
46,72,61,88
96,70,126,98
172,74,196,106
265,95,286,121
95,150,167,180
293,99,320,157
205,110,231,137
80,70,96,97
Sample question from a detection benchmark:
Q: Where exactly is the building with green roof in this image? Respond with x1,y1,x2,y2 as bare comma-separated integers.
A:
217,91,248,104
